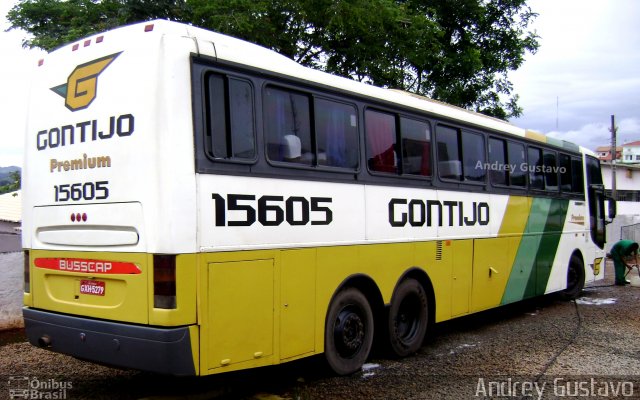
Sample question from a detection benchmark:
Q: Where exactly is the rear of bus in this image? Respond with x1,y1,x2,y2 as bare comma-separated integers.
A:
22,21,202,375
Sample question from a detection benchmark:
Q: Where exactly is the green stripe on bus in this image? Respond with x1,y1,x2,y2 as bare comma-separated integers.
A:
501,198,549,304
501,198,569,304
527,198,570,296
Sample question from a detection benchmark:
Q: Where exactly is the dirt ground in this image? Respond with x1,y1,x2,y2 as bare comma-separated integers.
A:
1,262,639,400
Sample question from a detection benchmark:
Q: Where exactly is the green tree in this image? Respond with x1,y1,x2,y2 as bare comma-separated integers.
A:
7,0,538,119
0,171,21,194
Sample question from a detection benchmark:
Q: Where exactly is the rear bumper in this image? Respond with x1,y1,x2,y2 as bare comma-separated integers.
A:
23,308,196,376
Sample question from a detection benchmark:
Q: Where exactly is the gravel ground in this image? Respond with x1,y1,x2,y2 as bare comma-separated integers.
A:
1,262,639,400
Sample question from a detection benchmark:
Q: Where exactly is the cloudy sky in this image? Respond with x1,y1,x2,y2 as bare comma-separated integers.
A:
510,0,640,151
1,0,639,168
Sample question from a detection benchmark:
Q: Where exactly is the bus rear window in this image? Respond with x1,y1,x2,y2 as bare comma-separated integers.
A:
205,74,256,161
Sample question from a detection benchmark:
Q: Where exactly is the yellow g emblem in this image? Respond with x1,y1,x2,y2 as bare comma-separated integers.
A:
51,52,121,111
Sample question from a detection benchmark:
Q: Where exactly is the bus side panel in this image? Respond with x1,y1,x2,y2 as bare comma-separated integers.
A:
280,248,316,360
207,258,275,370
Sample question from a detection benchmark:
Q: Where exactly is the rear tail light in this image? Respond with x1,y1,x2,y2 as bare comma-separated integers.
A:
153,255,176,309
24,250,30,293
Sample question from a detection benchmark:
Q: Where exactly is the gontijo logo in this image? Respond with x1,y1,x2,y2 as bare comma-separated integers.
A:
50,52,121,111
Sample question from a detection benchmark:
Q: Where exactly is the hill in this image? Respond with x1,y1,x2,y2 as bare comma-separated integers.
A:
0,166,21,187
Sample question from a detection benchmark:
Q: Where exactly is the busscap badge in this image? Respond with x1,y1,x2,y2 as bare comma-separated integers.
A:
50,52,121,111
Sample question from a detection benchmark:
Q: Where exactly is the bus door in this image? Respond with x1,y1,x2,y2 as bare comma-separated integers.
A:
585,156,608,249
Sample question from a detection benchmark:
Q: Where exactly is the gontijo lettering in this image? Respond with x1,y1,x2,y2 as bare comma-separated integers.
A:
36,114,134,151
389,198,489,227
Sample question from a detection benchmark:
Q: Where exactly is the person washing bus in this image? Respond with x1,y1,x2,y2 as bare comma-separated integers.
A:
609,240,640,286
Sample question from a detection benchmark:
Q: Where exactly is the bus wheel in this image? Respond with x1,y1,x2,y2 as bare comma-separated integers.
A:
388,278,428,357
324,287,374,375
562,254,585,300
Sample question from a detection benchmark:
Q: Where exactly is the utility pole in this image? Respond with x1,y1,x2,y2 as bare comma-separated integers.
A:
609,115,617,200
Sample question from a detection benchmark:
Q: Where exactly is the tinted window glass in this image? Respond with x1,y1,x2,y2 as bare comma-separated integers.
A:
366,110,397,173
206,74,255,160
571,157,584,193
401,118,431,176
228,79,255,159
559,154,572,192
462,131,485,182
436,125,462,180
264,87,312,165
508,141,526,187
544,150,558,191
206,74,227,158
528,147,544,190
488,138,507,185
586,156,603,185
315,99,359,169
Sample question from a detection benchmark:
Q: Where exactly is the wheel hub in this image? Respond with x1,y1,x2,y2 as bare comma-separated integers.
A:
334,308,364,356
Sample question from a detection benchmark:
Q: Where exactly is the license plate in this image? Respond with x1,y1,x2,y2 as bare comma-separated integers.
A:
80,280,105,296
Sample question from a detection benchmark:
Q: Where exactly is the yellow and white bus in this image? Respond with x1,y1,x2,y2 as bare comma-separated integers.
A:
22,20,611,376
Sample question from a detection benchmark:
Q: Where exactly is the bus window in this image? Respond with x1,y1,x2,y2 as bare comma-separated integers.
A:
586,156,605,248
528,146,544,190
559,154,572,192
315,98,359,169
366,110,397,173
436,125,462,180
488,138,507,185
462,131,485,182
228,79,256,159
543,150,559,191
571,157,584,194
206,74,256,160
264,87,312,165
400,117,431,176
508,141,526,187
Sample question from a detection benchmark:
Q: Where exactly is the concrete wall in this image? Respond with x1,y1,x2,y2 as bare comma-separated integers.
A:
0,252,24,330
606,214,640,253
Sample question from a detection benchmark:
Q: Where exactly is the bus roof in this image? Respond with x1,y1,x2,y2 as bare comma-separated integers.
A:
54,19,589,156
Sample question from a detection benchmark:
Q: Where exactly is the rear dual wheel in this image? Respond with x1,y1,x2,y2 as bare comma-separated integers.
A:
387,278,429,357
324,279,429,375
324,288,374,375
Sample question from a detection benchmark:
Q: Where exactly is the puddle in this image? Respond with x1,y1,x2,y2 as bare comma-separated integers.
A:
575,298,617,306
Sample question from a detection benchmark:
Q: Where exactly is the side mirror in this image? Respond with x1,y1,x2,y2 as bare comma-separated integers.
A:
608,198,617,220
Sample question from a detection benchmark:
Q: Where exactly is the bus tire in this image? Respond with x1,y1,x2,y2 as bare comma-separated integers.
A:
324,287,374,375
388,278,429,357
562,253,585,300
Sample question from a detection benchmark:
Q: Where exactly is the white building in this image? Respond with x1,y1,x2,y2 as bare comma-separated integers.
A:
601,162,640,248
0,190,21,233
621,140,640,164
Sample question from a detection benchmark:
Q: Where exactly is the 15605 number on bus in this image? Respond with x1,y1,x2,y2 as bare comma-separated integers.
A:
212,193,333,227
54,181,109,202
